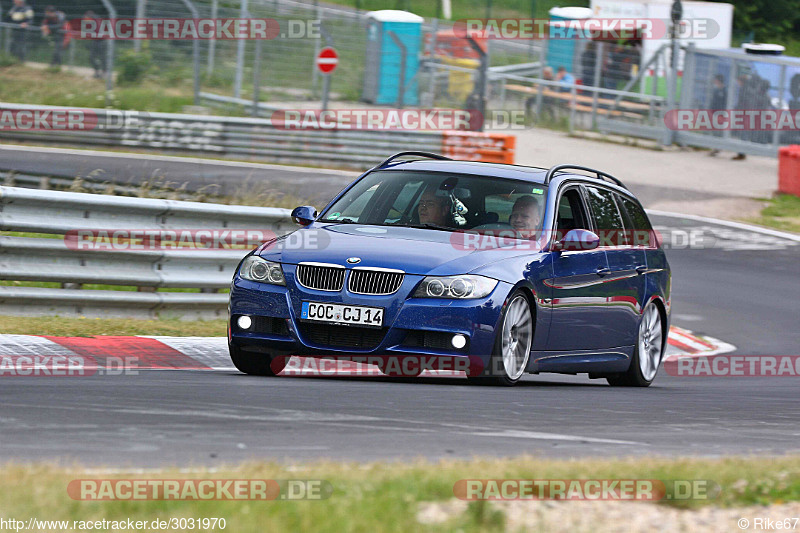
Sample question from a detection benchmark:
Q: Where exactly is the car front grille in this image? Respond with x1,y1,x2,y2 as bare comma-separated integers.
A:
299,323,386,349
296,263,345,291
348,268,405,295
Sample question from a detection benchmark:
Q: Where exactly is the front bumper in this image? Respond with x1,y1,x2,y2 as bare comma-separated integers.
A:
228,274,511,368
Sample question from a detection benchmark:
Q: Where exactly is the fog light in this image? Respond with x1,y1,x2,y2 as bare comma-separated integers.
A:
238,316,252,330
451,334,467,349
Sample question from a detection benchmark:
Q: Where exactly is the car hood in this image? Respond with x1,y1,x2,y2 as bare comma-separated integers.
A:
256,223,542,277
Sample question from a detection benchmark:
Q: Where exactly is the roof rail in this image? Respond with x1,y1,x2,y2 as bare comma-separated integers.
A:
377,151,452,168
544,164,627,189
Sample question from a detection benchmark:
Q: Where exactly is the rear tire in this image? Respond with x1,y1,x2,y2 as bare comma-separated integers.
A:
229,344,287,376
607,302,664,387
468,290,533,387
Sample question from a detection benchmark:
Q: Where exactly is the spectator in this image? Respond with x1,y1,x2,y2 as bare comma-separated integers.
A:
83,10,105,78
732,74,754,161
708,74,727,157
41,5,67,67
556,66,575,93
7,0,34,62
751,77,773,146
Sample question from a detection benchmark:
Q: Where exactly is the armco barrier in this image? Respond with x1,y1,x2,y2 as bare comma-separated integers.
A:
0,103,515,168
0,186,293,319
778,145,800,197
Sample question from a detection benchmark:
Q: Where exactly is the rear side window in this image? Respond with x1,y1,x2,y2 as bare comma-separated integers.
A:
585,186,625,232
618,196,652,231
618,195,656,247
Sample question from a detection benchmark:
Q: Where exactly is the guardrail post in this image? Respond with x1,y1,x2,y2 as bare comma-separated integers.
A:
591,42,604,130
467,36,487,132
424,18,438,108
388,31,407,109
252,38,262,117
98,0,116,104
773,64,787,150
569,82,577,135
134,0,146,53
234,0,249,98
206,0,218,76
178,0,201,105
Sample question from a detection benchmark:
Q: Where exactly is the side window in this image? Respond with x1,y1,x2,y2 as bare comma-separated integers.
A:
585,186,625,231
618,196,652,231
555,188,590,234
618,195,654,247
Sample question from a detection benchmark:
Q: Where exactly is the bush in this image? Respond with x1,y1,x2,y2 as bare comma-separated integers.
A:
116,47,151,85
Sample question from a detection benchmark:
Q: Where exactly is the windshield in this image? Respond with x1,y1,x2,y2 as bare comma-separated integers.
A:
319,170,547,236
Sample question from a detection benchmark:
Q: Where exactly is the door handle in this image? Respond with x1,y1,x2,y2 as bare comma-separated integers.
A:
636,265,648,275
595,267,611,277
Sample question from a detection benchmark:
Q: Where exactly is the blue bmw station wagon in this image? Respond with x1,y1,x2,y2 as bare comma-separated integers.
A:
229,152,671,386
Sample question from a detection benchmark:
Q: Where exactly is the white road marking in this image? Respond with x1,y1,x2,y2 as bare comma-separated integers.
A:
647,209,800,242
462,429,641,445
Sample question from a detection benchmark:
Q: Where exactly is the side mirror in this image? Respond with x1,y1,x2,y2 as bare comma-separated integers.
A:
291,205,317,226
552,229,600,252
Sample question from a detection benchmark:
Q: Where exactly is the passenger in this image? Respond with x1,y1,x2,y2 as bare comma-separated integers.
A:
509,196,541,238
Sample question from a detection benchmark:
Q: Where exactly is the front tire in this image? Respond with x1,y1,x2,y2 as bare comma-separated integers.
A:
468,290,533,386
229,344,287,376
607,302,664,387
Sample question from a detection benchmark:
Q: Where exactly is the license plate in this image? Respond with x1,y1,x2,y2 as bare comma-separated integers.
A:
301,301,384,327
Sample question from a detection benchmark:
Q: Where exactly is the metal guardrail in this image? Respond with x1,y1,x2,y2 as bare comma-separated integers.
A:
0,186,293,319
0,103,514,168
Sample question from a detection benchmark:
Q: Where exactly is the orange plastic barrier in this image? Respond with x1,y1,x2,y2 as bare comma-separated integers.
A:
441,132,515,164
778,145,800,197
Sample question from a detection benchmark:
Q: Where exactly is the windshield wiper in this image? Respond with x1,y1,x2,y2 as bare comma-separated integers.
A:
319,217,357,223
402,222,461,232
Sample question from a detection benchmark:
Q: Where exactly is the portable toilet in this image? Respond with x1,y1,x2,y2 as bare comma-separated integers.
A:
546,7,594,75
362,10,423,105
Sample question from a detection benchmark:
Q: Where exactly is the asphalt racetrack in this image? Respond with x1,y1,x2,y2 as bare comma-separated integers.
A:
1,149,799,466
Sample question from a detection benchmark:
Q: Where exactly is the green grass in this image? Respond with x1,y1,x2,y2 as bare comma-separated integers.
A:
746,194,800,233
0,315,227,336
0,65,195,113
0,456,798,532
328,0,585,20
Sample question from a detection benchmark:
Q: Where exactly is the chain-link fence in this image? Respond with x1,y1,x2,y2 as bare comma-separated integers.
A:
3,0,800,156
1,0,113,76
678,44,800,154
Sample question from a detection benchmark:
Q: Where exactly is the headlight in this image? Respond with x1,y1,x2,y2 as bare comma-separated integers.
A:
239,256,285,285
413,275,498,299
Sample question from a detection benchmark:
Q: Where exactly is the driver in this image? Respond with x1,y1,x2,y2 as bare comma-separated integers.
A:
417,188,450,226
509,196,541,238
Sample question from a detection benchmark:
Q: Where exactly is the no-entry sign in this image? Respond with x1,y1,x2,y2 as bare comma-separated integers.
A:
316,47,338,74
